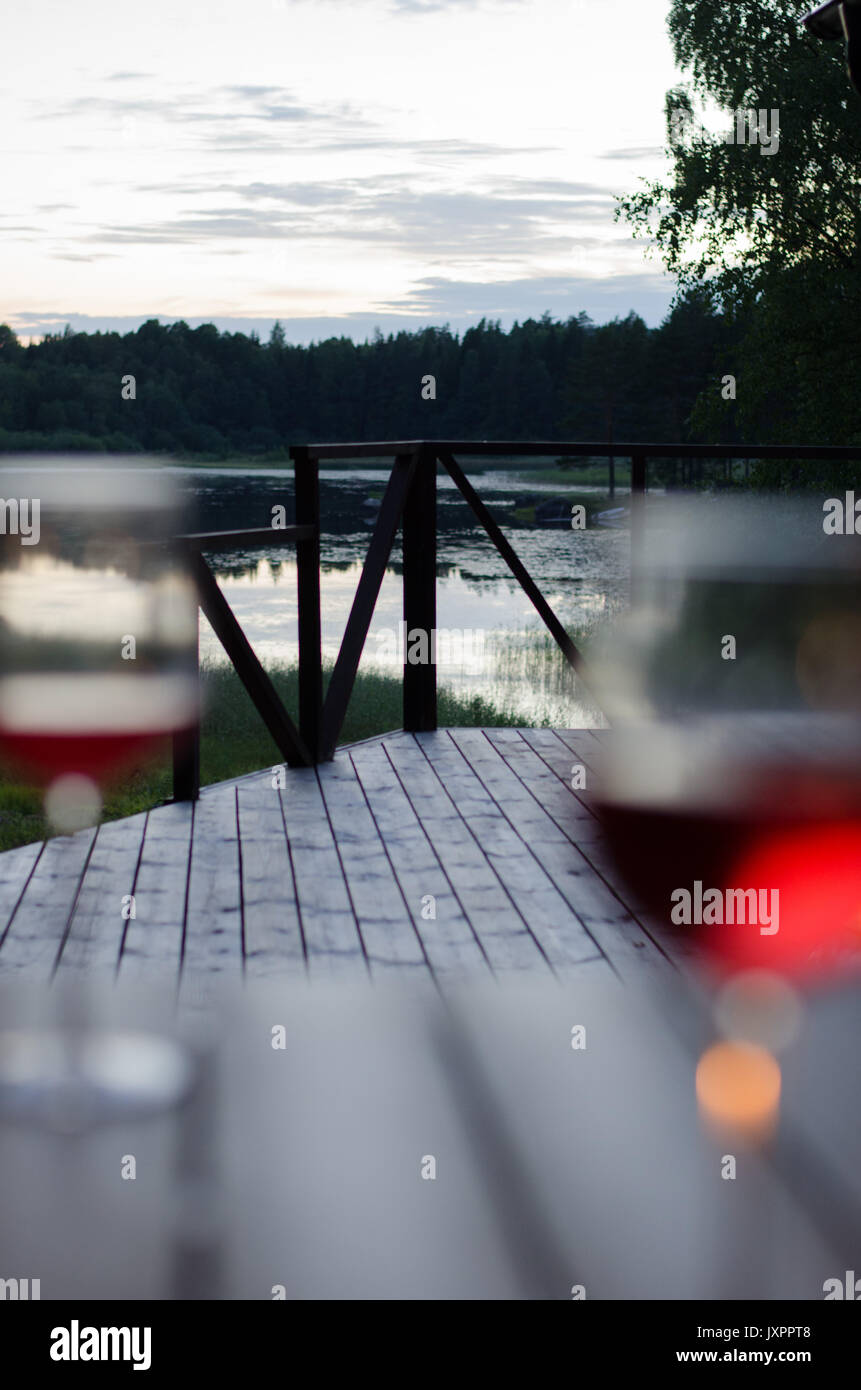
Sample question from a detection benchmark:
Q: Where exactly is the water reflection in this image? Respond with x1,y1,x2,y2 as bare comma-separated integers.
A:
169,466,629,725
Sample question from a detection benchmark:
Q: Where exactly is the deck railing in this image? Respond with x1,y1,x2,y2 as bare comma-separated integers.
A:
171,439,861,799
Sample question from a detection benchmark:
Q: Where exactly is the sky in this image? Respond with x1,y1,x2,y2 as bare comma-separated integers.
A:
2,0,682,345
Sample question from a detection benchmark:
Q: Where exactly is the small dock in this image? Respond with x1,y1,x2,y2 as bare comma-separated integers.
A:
0,728,684,988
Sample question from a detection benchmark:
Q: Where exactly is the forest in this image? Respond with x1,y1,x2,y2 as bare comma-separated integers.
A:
0,297,728,451
0,285,853,490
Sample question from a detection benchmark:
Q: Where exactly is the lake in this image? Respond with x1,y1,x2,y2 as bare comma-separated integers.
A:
174,464,630,725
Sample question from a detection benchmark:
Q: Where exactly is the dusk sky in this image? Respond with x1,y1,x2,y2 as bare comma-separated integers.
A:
4,0,681,344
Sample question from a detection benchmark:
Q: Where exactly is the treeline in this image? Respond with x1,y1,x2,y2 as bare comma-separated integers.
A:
0,293,855,488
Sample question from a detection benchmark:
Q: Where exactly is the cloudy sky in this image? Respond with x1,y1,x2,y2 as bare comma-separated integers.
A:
3,0,681,344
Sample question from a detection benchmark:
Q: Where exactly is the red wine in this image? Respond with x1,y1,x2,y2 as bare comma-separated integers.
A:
0,674,197,784
597,798,861,981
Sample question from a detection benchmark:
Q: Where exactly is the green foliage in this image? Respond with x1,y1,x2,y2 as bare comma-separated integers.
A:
617,0,861,474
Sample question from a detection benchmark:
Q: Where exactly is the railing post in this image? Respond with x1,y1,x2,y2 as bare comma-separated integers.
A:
402,442,437,732
172,726,200,802
173,601,200,800
294,446,322,764
630,451,647,604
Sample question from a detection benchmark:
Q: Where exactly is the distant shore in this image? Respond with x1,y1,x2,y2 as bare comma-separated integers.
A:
0,441,627,487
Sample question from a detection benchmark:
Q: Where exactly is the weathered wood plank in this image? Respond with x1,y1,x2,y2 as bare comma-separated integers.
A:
483,729,677,979
525,728,701,967
442,729,622,974
0,828,97,975
381,735,551,974
180,785,243,980
118,801,193,981
0,840,43,941
522,729,697,970
237,777,305,976
57,811,148,974
349,741,491,976
414,731,605,973
279,766,367,978
534,727,603,786
496,728,605,842
317,756,432,978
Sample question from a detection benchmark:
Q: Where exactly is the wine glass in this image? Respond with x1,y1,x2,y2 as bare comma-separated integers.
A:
0,457,199,830
589,491,861,982
0,458,200,1121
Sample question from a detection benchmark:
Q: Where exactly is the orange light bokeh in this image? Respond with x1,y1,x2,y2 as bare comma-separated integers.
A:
696,1040,782,1143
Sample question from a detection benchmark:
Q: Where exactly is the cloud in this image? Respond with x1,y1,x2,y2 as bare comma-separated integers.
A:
9,272,675,346
600,146,664,160
36,87,342,128
388,0,526,10
373,272,674,322
79,175,619,261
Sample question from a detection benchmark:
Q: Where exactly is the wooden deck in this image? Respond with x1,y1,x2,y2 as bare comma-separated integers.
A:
0,728,684,988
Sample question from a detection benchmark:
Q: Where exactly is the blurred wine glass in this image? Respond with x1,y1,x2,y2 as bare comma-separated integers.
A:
0,458,199,832
590,492,861,982
0,458,200,1122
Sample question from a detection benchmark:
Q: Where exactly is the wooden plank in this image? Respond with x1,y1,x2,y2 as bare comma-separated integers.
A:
320,454,417,758
349,740,491,977
443,729,630,970
381,734,549,974
0,828,97,976
503,729,605,842
316,756,431,978
180,784,243,980
56,811,148,974
0,840,43,941
483,729,678,979
118,801,193,980
551,727,604,776
518,727,604,823
279,766,367,978
384,735,563,975
520,729,697,972
236,778,305,976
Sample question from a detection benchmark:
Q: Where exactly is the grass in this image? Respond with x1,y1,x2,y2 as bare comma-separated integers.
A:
0,659,534,853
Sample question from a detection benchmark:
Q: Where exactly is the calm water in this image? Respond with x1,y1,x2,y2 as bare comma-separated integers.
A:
172,465,632,725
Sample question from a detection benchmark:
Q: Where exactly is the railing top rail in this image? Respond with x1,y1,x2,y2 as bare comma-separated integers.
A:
291,442,425,460
174,525,314,550
291,440,861,461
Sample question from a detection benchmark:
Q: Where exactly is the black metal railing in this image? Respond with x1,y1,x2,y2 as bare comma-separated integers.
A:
171,439,861,799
